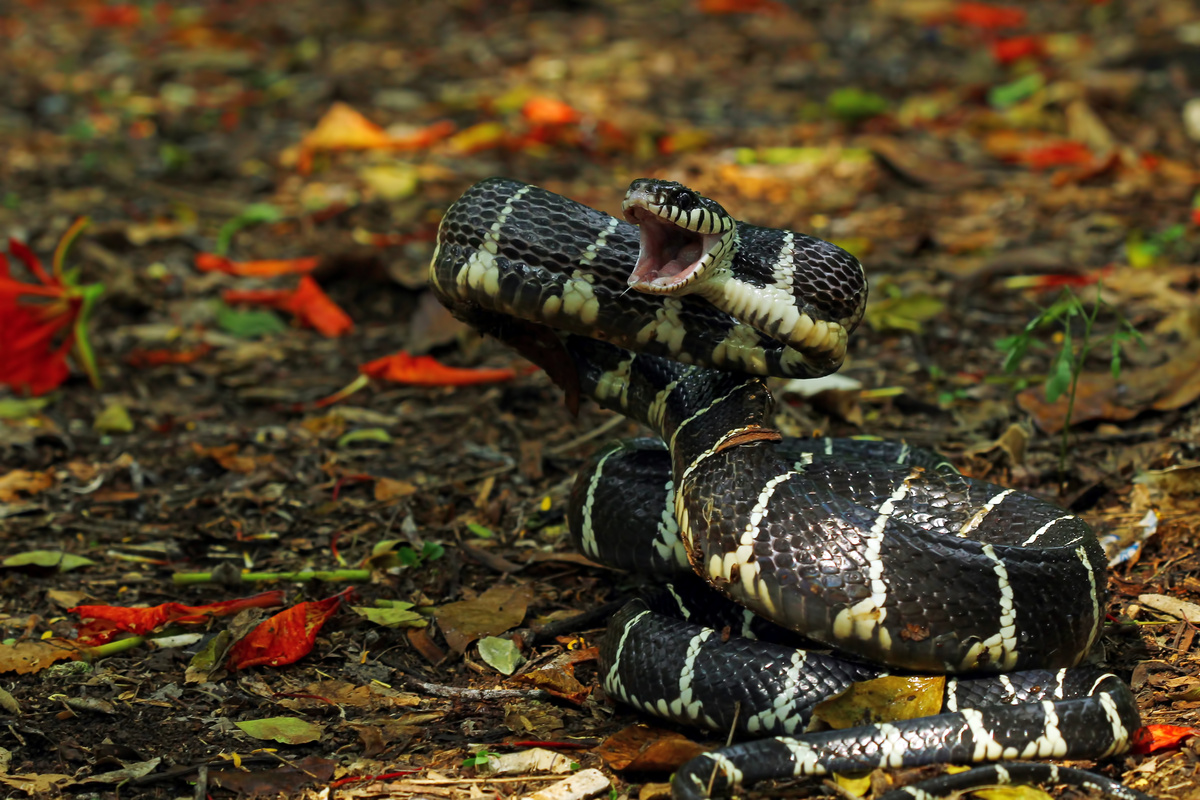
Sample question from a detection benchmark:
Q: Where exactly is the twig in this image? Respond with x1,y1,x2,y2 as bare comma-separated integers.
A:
523,599,626,647
401,674,549,701
545,415,628,457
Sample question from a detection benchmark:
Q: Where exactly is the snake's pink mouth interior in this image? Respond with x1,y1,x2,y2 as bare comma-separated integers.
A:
625,206,719,290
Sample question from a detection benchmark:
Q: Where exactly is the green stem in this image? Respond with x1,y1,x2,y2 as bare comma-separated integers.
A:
172,569,372,585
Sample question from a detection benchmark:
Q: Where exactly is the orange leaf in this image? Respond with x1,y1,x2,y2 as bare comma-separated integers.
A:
195,253,321,277
1131,724,1200,754
522,97,581,126
223,277,353,337
286,276,354,337
0,469,54,503
360,351,517,386
226,589,350,669
295,105,453,172
302,102,391,152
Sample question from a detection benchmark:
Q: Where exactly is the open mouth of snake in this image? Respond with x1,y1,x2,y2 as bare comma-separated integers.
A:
624,206,724,293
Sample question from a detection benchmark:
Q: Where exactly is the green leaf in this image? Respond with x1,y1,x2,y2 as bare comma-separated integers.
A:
352,602,428,628
215,303,288,338
0,397,51,419
463,751,494,768
336,427,393,448
826,88,888,122
234,716,324,744
466,522,495,539
216,203,284,255
1045,345,1074,403
94,403,135,434
2,551,95,572
477,636,524,675
996,333,1030,373
988,72,1044,109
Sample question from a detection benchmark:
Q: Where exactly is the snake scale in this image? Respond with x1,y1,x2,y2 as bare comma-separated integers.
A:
429,177,1151,800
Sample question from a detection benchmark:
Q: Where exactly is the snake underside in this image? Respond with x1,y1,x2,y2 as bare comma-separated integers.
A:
430,178,1147,800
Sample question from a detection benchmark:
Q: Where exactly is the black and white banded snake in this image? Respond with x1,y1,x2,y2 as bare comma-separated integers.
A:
429,177,1151,800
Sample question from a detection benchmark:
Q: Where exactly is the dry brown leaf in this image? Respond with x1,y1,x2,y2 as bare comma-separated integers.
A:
0,639,79,675
0,469,53,503
433,584,533,653
375,477,418,501
1016,340,1200,433
595,724,708,772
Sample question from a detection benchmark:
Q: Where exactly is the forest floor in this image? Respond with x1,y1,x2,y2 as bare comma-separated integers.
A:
1,2,1199,799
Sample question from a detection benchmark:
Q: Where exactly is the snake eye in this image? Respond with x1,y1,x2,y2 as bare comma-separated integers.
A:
673,191,696,211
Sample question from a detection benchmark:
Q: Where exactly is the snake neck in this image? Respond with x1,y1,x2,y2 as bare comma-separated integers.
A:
567,335,779,472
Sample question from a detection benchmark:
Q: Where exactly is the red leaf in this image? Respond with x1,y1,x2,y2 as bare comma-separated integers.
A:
226,589,351,669
1131,724,1200,754
992,36,1044,64
953,2,1026,29
360,351,517,386
89,4,140,27
696,0,786,15
1019,141,1094,170
71,591,285,645
126,343,213,368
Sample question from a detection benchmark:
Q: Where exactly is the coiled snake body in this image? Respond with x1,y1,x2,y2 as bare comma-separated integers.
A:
430,178,1148,800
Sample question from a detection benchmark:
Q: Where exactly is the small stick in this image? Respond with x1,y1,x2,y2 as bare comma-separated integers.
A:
401,674,549,701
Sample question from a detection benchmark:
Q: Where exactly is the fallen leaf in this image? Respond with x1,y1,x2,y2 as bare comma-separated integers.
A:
360,351,517,386
0,639,79,674
93,403,134,434
814,675,945,729
1134,464,1200,497
223,276,353,337
478,636,524,675
210,755,337,795
952,2,1025,29
352,602,428,629
433,584,533,653
3,551,94,572
595,725,708,772
1131,724,1200,754
0,469,53,502
236,716,324,744
485,747,575,776
226,589,350,669
1138,593,1200,624
195,253,321,277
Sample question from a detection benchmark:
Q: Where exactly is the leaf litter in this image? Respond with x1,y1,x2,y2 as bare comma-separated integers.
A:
0,2,1198,799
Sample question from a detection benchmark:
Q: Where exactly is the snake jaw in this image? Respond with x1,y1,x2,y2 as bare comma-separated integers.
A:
623,179,734,295
625,207,725,293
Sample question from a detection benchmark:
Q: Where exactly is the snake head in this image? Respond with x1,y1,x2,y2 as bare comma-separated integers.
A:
622,179,736,295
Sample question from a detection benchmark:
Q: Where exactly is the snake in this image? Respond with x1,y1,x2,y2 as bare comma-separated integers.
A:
429,177,1150,800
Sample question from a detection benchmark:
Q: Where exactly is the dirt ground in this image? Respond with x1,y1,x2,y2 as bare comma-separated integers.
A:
1,2,1199,799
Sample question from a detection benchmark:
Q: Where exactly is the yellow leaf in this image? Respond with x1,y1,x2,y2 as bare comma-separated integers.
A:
814,675,945,729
